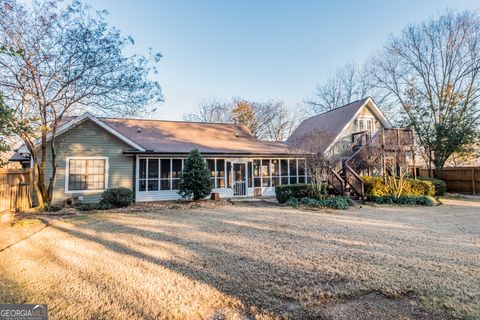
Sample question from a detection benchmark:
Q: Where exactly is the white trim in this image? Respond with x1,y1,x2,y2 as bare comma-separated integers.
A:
18,112,145,154
323,97,392,154
135,155,139,202
65,156,109,194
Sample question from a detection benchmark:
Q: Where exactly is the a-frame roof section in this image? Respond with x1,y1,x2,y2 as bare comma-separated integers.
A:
286,97,391,153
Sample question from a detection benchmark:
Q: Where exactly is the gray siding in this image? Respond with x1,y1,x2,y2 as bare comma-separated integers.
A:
44,119,134,205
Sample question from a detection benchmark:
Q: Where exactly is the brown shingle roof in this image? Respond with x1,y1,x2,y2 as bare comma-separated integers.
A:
286,98,370,152
100,118,290,154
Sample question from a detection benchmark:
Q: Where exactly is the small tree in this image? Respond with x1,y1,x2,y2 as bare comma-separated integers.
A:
178,148,212,201
288,129,341,199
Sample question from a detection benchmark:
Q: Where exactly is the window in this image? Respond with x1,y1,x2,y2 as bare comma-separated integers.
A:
67,158,107,192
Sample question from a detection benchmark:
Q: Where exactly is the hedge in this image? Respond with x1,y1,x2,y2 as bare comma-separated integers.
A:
366,195,434,206
363,176,435,197
275,184,326,204
418,177,447,196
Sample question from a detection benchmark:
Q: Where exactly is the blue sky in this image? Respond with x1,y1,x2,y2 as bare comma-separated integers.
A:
84,0,480,120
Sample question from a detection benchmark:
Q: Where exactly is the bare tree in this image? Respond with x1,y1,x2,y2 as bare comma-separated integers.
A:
184,97,298,141
305,62,391,115
0,0,162,206
251,101,299,141
370,10,480,177
183,97,230,123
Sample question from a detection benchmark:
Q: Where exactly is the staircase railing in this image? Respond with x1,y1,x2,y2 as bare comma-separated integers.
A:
327,127,414,198
343,164,364,197
328,168,344,195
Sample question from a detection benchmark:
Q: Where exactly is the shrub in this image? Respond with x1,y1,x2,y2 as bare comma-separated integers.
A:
40,205,62,212
285,196,355,210
321,196,355,210
363,176,435,197
366,195,434,206
285,197,300,207
419,177,447,196
275,184,326,204
94,202,114,210
77,204,93,211
100,187,134,208
178,148,212,201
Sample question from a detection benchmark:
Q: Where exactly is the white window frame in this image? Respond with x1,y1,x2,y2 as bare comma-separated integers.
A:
65,156,109,194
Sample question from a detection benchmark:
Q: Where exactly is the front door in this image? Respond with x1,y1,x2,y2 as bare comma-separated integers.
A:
232,162,247,196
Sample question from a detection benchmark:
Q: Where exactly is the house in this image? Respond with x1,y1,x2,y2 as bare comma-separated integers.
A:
11,97,414,205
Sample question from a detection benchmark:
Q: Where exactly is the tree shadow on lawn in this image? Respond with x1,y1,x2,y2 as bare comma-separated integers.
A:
49,220,359,319
47,213,463,320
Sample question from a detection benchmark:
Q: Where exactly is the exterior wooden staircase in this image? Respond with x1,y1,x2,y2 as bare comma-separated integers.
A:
328,128,415,198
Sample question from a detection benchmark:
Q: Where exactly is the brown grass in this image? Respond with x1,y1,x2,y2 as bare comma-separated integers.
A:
0,198,479,319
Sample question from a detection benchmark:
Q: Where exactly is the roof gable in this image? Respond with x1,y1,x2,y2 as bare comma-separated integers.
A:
286,97,391,153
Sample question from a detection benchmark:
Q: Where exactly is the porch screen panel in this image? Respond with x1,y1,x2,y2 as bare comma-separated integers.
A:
280,159,288,185
139,159,147,191
247,161,253,188
253,160,261,187
271,159,280,187
216,160,225,188
171,159,182,190
207,159,215,188
227,162,232,188
147,159,159,191
160,159,171,190
261,160,270,187
289,159,298,184
298,159,306,183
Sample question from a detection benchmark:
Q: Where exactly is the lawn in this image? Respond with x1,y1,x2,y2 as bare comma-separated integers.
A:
0,198,479,319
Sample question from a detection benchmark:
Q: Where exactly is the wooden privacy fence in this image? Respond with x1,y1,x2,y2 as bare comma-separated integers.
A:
0,169,32,212
417,167,480,194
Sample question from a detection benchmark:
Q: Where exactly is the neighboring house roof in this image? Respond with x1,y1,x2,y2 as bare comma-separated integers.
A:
100,118,290,154
9,151,31,162
286,97,392,153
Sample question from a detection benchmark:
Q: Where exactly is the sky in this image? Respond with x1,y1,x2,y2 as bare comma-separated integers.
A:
83,0,480,120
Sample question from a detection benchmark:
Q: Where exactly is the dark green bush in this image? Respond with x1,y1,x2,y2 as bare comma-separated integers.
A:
77,204,93,211
100,187,134,208
321,196,355,210
285,197,300,207
367,195,434,206
275,184,326,203
363,176,435,197
286,196,355,210
418,177,447,196
41,205,62,212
